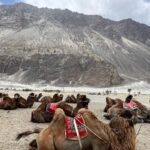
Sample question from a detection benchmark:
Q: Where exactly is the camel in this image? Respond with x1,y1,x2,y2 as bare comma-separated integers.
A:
17,108,136,150
31,95,90,123
73,95,90,115
103,97,123,119
65,93,81,103
34,93,43,102
40,93,63,103
14,93,36,108
1,96,17,110
0,93,17,110
52,93,63,102
31,101,74,123
0,92,36,110
65,95,77,103
103,97,150,123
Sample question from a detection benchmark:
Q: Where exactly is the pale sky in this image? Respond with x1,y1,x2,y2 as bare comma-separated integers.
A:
0,0,150,25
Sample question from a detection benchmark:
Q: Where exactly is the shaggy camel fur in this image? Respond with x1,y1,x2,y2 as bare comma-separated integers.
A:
17,108,136,150
104,97,150,123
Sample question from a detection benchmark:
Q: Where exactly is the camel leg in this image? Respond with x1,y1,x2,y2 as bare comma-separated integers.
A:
29,139,37,150
37,133,55,150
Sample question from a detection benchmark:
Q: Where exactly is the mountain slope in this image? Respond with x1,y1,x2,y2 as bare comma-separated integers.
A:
0,3,150,86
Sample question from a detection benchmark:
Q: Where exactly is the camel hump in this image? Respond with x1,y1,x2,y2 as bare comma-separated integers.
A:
55,108,65,115
51,108,66,124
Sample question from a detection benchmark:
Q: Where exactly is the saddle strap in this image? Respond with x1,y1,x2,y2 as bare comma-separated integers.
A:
73,119,83,150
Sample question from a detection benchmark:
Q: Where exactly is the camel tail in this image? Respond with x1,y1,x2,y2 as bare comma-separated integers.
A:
16,128,42,140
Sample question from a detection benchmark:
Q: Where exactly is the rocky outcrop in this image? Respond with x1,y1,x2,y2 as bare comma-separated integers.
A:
0,55,122,87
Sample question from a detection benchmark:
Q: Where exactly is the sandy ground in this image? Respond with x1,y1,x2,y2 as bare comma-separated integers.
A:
0,91,150,150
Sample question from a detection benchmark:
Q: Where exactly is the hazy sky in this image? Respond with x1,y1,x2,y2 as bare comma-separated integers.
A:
0,0,150,25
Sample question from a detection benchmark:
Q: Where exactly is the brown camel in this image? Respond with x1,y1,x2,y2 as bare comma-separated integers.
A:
40,93,63,103
40,95,52,103
103,97,123,119
2,96,17,110
31,95,90,123
14,93,36,108
17,108,136,150
65,95,77,103
103,97,150,123
0,93,36,110
73,95,90,116
65,93,81,103
34,93,43,102
31,101,74,123
0,93,17,110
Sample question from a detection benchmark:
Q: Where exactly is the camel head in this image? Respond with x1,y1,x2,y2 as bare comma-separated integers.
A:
104,97,116,112
51,93,63,102
109,115,135,144
27,93,37,102
77,95,90,108
14,93,20,100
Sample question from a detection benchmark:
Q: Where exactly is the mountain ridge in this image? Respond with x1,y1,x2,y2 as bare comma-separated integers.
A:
0,3,150,86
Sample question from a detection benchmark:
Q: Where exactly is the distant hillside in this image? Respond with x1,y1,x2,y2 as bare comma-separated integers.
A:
0,3,150,86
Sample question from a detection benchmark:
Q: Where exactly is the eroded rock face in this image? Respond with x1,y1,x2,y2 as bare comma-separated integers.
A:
0,3,150,85
0,54,122,87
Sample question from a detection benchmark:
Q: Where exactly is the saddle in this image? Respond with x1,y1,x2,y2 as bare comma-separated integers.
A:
65,115,88,140
123,101,138,110
46,103,57,113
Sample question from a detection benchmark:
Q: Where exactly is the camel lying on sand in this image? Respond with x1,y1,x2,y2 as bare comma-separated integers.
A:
31,95,90,123
0,93,36,110
31,101,74,123
103,97,150,123
17,108,136,150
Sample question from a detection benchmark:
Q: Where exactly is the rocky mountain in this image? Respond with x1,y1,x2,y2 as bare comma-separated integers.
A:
0,3,150,86
0,54,121,87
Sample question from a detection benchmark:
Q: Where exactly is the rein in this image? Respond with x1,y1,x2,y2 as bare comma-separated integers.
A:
74,116,107,145
73,119,83,150
136,123,142,137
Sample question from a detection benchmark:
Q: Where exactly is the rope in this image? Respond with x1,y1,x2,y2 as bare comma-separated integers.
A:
136,123,142,137
73,119,83,150
74,117,107,144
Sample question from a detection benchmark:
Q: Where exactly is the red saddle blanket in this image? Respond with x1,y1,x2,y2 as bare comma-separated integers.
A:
65,115,88,140
46,103,57,113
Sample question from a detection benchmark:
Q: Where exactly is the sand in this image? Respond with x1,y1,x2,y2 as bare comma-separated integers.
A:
0,91,150,150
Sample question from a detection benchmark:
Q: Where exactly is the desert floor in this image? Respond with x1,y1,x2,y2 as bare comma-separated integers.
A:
0,90,150,150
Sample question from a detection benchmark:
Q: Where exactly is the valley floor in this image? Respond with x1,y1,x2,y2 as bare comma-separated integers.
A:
0,91,150,150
